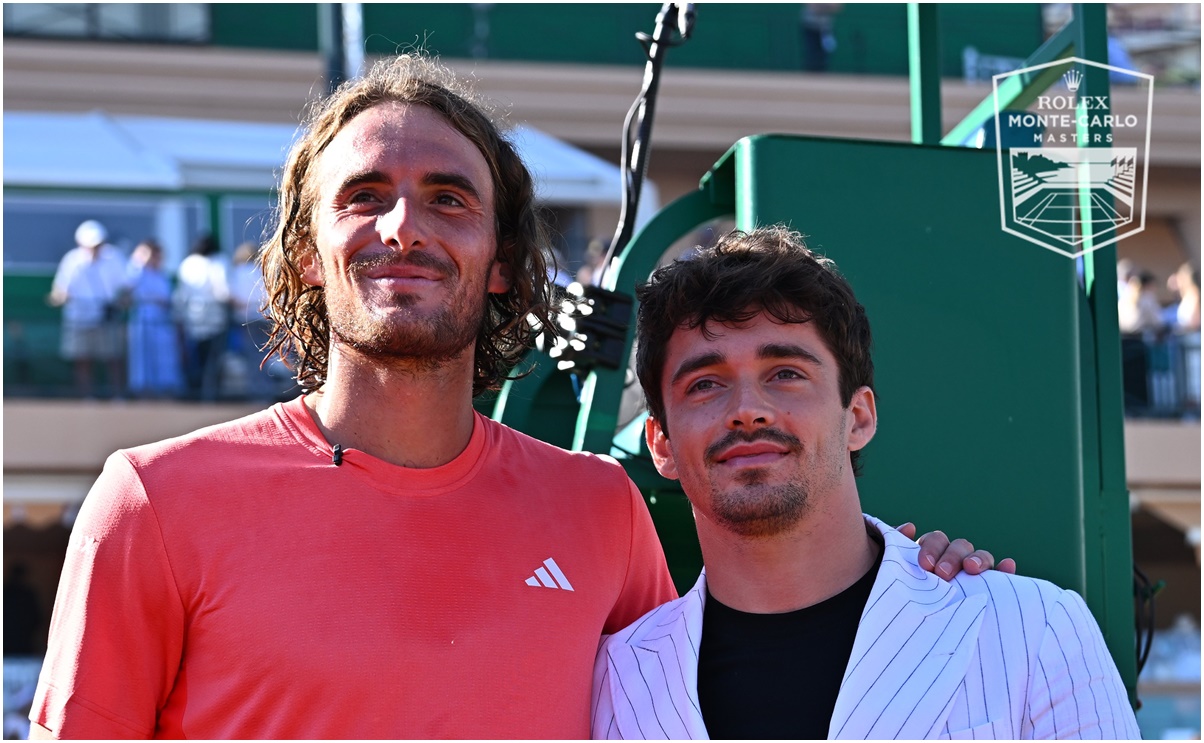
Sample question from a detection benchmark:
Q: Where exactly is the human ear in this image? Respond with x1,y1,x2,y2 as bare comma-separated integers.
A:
299,250,324,287
847,386,877,452
645,415,680,481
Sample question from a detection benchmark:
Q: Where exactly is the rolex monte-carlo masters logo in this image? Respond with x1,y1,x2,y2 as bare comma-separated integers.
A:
993,57,1154,259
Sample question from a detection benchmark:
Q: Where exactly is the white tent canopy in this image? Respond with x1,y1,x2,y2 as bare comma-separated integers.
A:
3,110,658,216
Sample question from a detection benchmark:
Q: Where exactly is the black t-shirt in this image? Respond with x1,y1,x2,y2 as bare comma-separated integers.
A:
697,540,883,740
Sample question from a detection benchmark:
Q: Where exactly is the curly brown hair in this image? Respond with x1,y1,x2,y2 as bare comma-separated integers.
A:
635,225,875,475
260,55,553,396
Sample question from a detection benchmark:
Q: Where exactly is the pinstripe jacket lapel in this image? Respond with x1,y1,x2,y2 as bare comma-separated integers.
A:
827,517,988,740
599,576,710,739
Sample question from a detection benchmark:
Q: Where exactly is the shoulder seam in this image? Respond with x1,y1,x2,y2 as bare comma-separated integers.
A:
116,452,189,623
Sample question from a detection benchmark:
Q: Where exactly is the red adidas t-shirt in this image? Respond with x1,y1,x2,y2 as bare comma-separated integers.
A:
32,397,676,739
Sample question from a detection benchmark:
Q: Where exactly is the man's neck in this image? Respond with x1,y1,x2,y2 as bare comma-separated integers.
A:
304,345,478,469
697,493,878,614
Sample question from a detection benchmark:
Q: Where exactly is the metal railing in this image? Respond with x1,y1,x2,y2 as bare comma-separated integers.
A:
1122,332,1202,420
4,315,295,403
6,312,1199,419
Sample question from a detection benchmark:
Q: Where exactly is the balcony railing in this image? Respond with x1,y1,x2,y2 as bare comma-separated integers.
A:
1122,332,1202,420
4,314,295,403
6,313,1200,421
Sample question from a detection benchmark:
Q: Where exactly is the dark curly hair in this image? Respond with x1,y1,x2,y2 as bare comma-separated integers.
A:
260,55,553,396
635,225,875,475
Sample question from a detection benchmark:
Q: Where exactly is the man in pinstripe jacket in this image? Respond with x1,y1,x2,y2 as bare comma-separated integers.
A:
591,226,1140,739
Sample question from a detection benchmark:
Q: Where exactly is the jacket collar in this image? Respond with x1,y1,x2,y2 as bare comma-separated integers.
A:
619,573,710,739
827,516,988,739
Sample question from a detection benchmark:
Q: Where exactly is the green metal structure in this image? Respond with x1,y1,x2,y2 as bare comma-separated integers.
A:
204,4,1044,75
490,3,1138,701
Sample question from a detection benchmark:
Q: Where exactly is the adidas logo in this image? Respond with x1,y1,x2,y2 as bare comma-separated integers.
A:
524,558,575,591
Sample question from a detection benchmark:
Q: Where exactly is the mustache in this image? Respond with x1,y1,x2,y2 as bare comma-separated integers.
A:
347,250,455,277
705,427,802,463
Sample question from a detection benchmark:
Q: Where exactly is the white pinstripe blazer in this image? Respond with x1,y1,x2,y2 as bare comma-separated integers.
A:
591,516,1140,739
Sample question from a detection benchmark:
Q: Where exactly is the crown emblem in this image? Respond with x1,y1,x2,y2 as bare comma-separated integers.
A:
1062,69,1082,94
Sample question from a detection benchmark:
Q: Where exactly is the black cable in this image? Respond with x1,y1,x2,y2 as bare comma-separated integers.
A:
595,3,695,288
1133,564,1163,679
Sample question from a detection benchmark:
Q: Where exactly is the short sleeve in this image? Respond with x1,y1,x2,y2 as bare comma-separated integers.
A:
603,478,677,635
51,253,73,297
31,452,186,739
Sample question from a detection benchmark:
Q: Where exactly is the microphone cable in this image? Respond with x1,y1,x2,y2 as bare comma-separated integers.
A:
594,2,696,289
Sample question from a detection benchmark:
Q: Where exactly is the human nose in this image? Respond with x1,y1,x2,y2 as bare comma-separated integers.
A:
728,379,775,430
377,196,427,250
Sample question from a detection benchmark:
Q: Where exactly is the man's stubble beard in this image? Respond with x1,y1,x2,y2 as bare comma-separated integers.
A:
703,428,847,539
709,476,812,539
323,256,490,371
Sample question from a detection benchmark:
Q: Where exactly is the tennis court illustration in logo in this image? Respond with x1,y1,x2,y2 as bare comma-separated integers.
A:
1008,147,1137,241
993,57,1153,259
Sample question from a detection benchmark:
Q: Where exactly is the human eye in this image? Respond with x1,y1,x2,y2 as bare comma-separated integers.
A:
685,378,719,395
771,368,805,381
343,188,382,207
433,192,467,208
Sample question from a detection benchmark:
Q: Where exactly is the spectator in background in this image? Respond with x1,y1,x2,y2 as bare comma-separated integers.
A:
49,220,128,399
1168,262,1201,333
125,240,183,399
1118,269,1166,337
1116,257,1136,298
229,241,277,401
1118,268,1167,413
576,238,607,286
1166,263,1202,416
800,4,842,72
1106,5,1140,83
173,235,230,401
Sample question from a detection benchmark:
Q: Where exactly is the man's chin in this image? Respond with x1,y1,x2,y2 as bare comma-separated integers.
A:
713,509,806,539
710,483,809,538
731,466,777,487
337,333,468,361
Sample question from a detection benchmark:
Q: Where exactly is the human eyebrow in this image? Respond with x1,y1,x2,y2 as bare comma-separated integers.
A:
423,172,484,204
334,170,389,197
669,351,726,387
758,343,823,367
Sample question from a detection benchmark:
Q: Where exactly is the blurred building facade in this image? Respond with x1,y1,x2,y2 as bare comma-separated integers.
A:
3,3,1200,737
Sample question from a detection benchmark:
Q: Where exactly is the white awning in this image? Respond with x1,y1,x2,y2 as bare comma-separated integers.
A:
3,110,182,189
3,110,657,214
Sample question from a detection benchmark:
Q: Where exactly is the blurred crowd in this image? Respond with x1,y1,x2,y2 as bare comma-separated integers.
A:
49,220,289,402
1118,258,1201,337
1117,258,1201,418
41,219,1204,417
